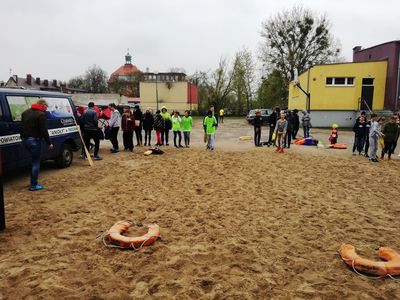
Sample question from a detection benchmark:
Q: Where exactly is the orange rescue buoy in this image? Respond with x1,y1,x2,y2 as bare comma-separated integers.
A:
339,244,400,276
106,221,160,250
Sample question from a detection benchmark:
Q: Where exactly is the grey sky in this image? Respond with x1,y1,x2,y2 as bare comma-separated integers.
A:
0,0,398,82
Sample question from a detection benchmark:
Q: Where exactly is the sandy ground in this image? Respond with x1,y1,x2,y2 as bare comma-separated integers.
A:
1,118,400,299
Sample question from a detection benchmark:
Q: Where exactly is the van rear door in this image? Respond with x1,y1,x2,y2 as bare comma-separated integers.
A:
0,94,39,170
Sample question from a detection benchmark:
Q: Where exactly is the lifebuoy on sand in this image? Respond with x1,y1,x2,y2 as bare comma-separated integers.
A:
106,221,160,250
339,244,400,276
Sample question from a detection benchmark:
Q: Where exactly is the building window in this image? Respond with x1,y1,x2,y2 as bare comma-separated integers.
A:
362,78,374,85
326,77,355,86
334,77,346,85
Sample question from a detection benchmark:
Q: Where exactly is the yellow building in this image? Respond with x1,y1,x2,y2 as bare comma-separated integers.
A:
139,81,198,112
288,61,388,126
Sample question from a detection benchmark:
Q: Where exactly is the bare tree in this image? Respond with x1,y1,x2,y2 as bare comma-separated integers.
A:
260,5,341,80
210,57,234,109
84,65,109,93
68,76,86,89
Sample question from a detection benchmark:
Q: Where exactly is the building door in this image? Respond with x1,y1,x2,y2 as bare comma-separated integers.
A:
360,78,374,111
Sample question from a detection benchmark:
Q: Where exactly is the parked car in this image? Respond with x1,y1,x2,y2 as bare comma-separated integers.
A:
0,88,82,172
246,109,271,124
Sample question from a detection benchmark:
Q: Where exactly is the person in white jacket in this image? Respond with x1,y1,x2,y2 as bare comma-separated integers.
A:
108,103,121,153
369,114,384,162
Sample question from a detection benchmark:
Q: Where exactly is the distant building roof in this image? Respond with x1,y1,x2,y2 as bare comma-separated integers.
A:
353,40,400,53
5,74,87,94
109,51,140,82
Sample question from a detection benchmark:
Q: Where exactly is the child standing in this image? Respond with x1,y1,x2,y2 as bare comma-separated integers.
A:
352,115,366,155
274,112,288,153
172,111,183,148
252,109,263,147
121,106,135,152
181,110,193,147
143,108,154,146
329,124,339,145
153,110,164,146
369,114,384,162
381,116,399,160
204,110,217,151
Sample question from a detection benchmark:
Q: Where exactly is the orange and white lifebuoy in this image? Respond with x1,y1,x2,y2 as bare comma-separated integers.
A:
339,244,400,276
106,221,160,250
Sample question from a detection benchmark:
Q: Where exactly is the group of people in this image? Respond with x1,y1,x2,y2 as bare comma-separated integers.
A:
350,111,400,162
252,107,311,152
78,104,195,156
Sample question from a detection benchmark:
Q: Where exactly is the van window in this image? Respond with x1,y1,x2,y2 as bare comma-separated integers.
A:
7,96,40,121
6,96,74,122
41,97,74,119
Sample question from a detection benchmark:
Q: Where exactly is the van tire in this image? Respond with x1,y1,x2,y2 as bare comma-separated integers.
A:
55,143,73,168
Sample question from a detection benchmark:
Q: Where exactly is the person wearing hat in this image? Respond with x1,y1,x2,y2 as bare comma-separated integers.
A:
329,123,339,145
160,106,172,146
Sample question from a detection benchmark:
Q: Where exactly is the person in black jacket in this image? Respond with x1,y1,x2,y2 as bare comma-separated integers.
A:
284,110,293,148
20,99,54,191
143,108,154,146
358,111,371,157
268,107,280,145
292,109,300,139
352,115,367,155
252,110,263,147
82,102,102,160
133,105,143,146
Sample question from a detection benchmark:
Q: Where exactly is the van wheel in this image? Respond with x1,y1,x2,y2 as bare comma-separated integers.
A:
55,143,73,168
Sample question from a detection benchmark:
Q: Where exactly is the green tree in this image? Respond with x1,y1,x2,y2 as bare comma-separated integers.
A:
260,5,341,81
232,49,255,113
256,70,288,109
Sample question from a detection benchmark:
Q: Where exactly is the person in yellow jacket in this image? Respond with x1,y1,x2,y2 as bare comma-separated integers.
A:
219,108,224,123
172,111,183,148
160,106,172,146
204,110,217,150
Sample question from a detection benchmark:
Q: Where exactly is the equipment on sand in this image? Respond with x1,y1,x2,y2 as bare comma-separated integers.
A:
102,221,160,250
339,244,400,278
328,144,347,149
239,136,252,141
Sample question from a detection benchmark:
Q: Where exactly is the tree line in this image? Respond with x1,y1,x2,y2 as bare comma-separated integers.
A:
69,6,341,114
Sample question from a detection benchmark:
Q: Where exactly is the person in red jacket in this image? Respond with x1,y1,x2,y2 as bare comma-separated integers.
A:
20,99,54,191
121,106,135,151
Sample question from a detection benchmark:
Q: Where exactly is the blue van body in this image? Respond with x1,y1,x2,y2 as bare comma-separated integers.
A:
0,88,81,172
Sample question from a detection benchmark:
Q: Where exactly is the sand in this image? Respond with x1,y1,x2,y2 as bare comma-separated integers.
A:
1,119,400,299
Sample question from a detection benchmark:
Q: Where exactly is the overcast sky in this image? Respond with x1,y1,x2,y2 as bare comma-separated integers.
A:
0,0,398,82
